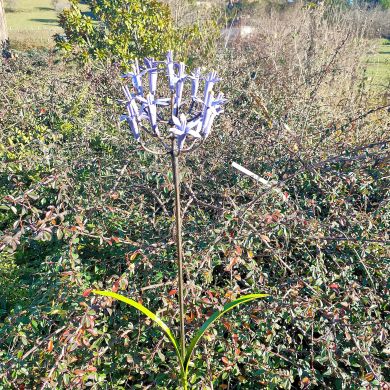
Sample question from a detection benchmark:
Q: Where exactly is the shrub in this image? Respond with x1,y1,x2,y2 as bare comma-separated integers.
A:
1,3,389,389
55,0,219,66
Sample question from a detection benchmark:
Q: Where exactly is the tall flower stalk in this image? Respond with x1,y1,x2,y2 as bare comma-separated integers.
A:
92,52,268,389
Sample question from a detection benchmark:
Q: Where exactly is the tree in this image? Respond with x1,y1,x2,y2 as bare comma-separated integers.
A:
55,0,208,65
0,0,8,46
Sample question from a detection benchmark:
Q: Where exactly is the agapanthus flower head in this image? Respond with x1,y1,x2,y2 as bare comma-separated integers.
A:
120,52,226,151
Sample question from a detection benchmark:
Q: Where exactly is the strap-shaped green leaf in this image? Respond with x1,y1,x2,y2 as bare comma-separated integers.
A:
184,294,269,374
92,290,183,368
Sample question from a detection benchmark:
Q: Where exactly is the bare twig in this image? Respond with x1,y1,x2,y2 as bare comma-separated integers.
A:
22,326,66,361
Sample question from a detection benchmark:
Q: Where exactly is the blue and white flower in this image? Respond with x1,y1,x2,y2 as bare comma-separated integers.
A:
123,58,144,95
203,71,221,101
170,114,201,150
144,57,159,95
189,67,201,100
166,51,177,92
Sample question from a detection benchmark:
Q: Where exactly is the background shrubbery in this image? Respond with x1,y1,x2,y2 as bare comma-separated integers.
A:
55,0,219,65
1,1,389,389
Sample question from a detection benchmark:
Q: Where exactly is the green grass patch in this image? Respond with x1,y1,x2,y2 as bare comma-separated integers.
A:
5,0,63,48
366,38,390,89
4,0,87,49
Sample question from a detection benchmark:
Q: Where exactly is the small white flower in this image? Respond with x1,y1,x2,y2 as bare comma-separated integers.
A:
203,70,221,101
174,63,186,114
189,68,201,100
170,114,201,150
144,57,159,95
166,51,177,92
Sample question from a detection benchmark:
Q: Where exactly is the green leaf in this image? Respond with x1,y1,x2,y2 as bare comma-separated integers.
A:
184,294,269,374
92,290,185,379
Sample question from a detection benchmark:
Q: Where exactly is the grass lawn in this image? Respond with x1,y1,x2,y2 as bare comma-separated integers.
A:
4,0,64,48
366,38,390,90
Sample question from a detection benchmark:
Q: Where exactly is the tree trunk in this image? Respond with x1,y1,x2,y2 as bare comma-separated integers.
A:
0,0,8,45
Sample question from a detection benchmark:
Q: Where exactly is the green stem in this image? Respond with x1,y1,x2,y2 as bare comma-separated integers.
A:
181,369,188,390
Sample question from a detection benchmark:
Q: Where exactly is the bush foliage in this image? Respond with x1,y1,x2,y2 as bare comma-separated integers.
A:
1,3,389,390
55,0,218,65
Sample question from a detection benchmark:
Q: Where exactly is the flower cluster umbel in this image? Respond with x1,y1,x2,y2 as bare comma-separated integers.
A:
120,51,226,152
